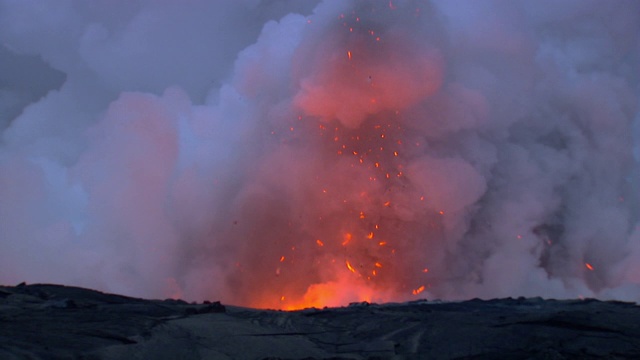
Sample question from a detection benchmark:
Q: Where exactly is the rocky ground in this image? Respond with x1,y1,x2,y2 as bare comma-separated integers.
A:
1,283,639,359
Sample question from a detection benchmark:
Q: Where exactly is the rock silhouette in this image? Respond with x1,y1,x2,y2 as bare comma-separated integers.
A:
1,284,639,359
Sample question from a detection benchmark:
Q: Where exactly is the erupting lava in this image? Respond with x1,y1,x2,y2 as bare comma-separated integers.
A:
228,3,448,310
3,0,638,312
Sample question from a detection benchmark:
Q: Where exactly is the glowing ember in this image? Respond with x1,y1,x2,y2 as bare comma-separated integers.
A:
412,285,425,295
585,263,594,271
346,261,356,273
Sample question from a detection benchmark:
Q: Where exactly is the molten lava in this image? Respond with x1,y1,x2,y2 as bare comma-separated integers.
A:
226,2,446,310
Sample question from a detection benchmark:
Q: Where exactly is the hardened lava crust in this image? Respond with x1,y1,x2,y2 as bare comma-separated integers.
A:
1,283,639,359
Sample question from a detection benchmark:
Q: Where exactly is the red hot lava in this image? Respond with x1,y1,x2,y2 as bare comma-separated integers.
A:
225,2,451,310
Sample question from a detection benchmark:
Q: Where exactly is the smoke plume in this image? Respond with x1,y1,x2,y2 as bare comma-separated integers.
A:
1,0,639,308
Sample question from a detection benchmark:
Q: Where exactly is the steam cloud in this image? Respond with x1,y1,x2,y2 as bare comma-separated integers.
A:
1,0,639,308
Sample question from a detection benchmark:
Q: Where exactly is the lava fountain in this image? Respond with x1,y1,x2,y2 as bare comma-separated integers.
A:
221,1,465,309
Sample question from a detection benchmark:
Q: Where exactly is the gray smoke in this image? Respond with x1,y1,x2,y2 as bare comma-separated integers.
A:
1,0,639,308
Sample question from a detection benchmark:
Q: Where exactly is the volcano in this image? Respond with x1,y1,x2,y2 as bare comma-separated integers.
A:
1,0,640,328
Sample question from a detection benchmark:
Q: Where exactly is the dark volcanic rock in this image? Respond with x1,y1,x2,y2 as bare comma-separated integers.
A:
1,284,639,359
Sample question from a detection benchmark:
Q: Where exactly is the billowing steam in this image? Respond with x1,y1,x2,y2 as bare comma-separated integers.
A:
1,0,639,308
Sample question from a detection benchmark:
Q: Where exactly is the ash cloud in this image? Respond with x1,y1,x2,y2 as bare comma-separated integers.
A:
1,0,639,308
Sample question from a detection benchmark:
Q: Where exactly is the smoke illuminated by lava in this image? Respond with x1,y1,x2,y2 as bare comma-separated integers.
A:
1,0,640,309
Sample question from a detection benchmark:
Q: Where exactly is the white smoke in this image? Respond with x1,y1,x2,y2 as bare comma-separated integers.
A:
1,0,639,307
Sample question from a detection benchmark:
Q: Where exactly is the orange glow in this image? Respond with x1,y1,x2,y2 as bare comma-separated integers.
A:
236,11,450,311
412,285,425,295
585,263,594,271
280,279,376,310
342,232,352,246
